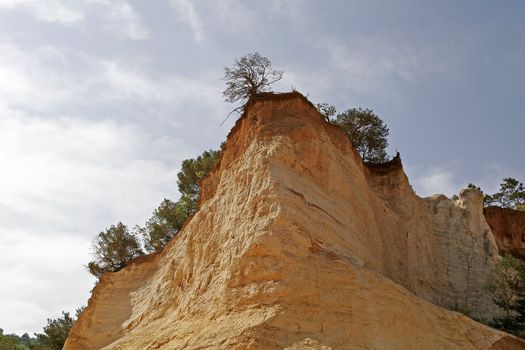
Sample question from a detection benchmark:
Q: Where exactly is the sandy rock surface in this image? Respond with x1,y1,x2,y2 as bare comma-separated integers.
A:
65,92,525,350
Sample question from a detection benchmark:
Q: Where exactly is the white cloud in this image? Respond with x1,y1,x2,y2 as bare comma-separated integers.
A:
415,169,457,197
0,36,223,115
213,0,307,35
0,113,187,234
321,38,420,93
215,0,256,35
276,66,332,100
265,36,427,103
0,24,236,334
0,230,94,334
169,0,204,44
0,0,148,40
0,0,84,24
0,35,230,333
268,0,307,19
0,38,83,110
407,160,525,200
101,61,223,109
95,0,149,40
0,0,522,336
0,112,191,334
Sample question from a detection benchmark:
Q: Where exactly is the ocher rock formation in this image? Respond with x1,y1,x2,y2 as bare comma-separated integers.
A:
65,92,525,349
485,207,525,259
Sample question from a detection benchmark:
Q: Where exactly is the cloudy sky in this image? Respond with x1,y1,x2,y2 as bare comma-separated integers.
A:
0,0,524,335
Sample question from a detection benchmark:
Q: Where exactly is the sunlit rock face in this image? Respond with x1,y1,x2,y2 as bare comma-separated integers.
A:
64,92,524,350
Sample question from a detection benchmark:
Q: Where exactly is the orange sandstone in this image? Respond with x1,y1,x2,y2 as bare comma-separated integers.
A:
485,206,525,259
65,92,524,349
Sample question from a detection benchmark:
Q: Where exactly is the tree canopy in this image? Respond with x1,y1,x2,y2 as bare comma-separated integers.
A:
334,107,390,163
223,52,283,106
484,178,525,210
87,222,143,278
87,147,222,277
0,330,25,350
139,148,222,254
486,255,525,336
34,310,80,350
0,308,82,350
315,103,337,122
138,199,192,253
176,148,222,212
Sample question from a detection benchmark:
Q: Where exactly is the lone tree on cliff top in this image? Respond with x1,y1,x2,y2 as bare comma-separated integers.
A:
223,52,283,116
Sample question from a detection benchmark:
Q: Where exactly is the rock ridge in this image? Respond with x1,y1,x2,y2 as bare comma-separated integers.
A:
65,92,524,349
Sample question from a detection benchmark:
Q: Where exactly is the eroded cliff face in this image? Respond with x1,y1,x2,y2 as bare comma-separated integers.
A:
485,207,525,258
65,92,524,350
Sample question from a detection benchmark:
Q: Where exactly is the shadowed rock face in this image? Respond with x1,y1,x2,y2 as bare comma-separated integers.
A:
65,92,525,350
485,207,525,258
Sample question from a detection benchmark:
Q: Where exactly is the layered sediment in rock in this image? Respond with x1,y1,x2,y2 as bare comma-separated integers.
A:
65,92,524,349
485,206,525,259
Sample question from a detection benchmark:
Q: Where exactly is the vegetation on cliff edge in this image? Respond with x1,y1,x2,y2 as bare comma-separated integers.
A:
315,103,391,163
87,147,222,277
